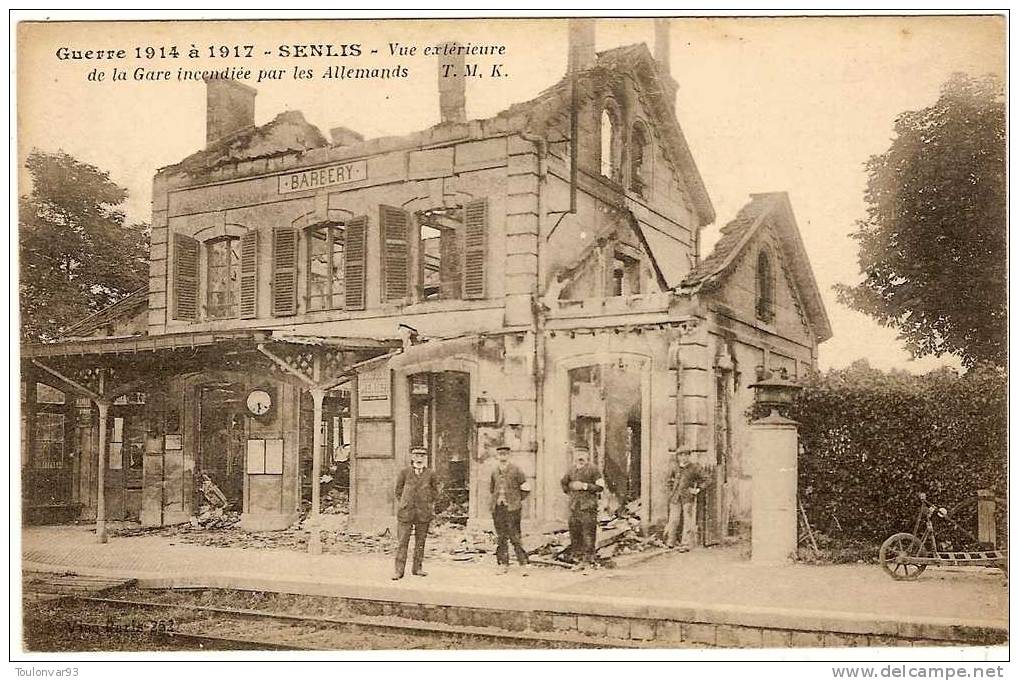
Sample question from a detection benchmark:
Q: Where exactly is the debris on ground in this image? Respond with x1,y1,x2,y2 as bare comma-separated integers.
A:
527,501,666,566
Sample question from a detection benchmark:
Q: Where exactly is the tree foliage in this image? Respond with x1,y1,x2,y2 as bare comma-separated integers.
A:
791,362,1007,542
835,74,1006,368
19,150,149,342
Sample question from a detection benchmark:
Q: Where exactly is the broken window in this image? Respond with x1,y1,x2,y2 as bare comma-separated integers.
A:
600,105,621,181
416,201,488,301
756,250,775,323
306,221,345,311
33,412,65,470
611,252,641,297
206,236,240,319
629,121,651,198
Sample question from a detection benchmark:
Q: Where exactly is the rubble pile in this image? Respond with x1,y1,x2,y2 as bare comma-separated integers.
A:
529,500,665,565
190,505,241,530
321,488,350,514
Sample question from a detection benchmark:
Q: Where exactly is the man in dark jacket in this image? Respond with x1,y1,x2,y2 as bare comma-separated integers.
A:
664,450,711,550
490,445,531,575
560,445,604,566
393,447,439,580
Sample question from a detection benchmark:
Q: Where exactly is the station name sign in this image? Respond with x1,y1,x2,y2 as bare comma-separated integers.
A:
278,160,367,194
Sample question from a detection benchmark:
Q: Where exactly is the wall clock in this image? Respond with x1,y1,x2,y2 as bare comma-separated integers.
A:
246,388,273,417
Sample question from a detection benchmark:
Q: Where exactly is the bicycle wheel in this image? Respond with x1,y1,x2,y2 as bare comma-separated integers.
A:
879,532,927,581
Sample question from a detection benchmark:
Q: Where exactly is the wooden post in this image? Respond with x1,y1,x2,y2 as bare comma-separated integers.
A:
308,387,326,555
977,489,997,547
95,400,110,544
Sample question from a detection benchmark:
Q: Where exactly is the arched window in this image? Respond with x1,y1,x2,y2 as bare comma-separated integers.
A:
206,236,240,319
306,221,345,311
756,250,775,323
600,104,621,181
629,121,652,198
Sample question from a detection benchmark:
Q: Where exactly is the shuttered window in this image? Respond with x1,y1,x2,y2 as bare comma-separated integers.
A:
379,205,410,302
272,228,298,317
306,221,345,311
172,233,199,321
239,230,258,319
344,215,368,310
462,198,488,299
207,236,240,319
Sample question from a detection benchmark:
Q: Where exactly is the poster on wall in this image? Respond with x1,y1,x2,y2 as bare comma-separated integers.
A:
357,365,391,418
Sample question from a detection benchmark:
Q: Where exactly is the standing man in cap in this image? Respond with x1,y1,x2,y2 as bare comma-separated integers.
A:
490,444,531,575
393,447,439,580
560,445,604,567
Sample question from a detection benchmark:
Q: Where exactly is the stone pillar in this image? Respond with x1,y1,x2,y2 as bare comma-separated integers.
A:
308,387,326,555
95,400,110,544
749,411,798,564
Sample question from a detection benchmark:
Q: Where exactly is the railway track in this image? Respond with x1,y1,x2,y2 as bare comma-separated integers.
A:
26,591,649,651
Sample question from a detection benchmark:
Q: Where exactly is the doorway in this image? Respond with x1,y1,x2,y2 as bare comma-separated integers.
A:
197,383,246,509
408,371,471,522
567,361,644,517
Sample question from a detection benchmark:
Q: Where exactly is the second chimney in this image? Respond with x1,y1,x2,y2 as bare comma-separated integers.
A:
567,18,596,72
437,42,466,125
205,78,257,146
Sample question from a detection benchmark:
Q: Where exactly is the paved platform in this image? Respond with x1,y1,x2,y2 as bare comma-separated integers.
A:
20,525,1008,647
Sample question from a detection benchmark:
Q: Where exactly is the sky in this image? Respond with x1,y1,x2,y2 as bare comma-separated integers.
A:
16,14,1005,372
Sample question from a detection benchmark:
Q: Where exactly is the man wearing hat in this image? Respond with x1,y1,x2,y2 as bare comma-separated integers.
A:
560,445,604,567
489,445,531,575
393,447,439,580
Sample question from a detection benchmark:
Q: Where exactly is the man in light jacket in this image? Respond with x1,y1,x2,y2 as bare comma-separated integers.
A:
490,445,531,575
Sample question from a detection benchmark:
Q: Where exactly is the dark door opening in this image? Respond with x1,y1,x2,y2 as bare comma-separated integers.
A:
568,363,643,518
409,371,471,523
197,383,246,510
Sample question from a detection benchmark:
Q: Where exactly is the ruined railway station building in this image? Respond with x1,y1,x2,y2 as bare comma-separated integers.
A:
21,20,831,542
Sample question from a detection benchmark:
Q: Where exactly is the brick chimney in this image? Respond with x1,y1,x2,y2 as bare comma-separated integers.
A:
204,78,257,145
654,19,679,107
437,42,466,124
567,18,596,72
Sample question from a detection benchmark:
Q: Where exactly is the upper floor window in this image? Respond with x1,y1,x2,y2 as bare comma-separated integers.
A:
611,252,641,297
415,199,488,301
629,121,652,198
306,221,345,311
206,236,240,319
173,229,256,322
756,250,775,323
600,103,621,181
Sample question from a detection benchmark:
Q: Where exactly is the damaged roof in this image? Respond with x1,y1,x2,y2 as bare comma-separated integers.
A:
163,110,329,177
682,192,832,342
161,44,714,227
62,285,149,337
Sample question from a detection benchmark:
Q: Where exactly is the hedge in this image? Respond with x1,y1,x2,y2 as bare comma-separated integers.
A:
783,362,1006,543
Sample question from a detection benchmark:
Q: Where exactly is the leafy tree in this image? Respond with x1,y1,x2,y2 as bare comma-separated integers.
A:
19,150,149,342
835,74,1006,368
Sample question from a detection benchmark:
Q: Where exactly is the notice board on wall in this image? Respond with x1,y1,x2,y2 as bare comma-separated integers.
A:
357,365,391,418
355,420,393,459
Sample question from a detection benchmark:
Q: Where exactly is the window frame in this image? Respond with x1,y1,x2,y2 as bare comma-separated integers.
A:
629,120,653,199
304,220,346,312
600,99,623,183
755,249,776,323
204,235,242,320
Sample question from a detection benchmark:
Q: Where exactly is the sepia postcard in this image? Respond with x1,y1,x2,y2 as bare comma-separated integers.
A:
11,10,1008,669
